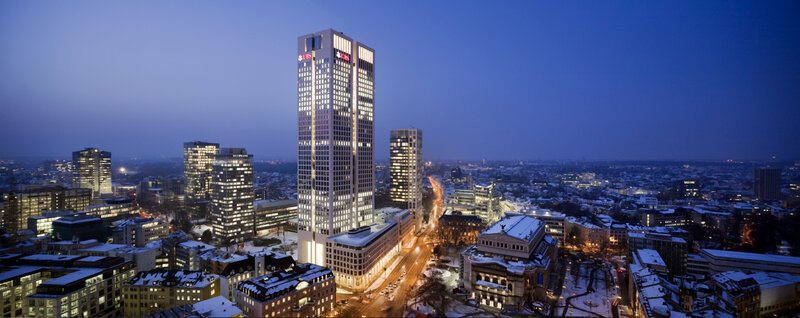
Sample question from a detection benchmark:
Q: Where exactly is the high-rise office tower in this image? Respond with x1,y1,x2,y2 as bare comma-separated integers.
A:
184,141,220,201
72,148,112,198
297,29,375,265
210,148,254,244
390,129,423,229
754,167,781,201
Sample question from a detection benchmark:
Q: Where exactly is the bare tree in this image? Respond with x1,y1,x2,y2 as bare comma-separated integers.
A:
410,270,451,318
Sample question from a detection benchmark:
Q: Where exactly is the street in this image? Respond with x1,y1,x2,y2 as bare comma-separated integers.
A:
334,176,445,317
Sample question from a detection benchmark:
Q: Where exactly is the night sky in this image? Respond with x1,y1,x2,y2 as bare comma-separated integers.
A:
1,1,798,161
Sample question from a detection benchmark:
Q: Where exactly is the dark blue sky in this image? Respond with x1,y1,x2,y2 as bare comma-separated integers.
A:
1,1,798,161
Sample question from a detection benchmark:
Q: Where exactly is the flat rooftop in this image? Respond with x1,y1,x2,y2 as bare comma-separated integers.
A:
702,249,800,265
0,266,43,282
42,268,105,286
327,221,396,248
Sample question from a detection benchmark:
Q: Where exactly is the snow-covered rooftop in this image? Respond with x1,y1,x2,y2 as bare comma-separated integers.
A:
178,240,216,251
482,215,543,243
192,296,243,317
327,221,396,248
78,243,129,252
637,249,666,268
713,271,800,290
20,254,82,262
42,268,105,286
526,209,565,218
125,269,218,288
237,263,333,302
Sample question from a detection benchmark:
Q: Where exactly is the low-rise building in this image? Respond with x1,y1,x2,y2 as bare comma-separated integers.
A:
122,269,220,318
201,251,295,301
27,210,87,235
634,249,668,276
253,200,297,236
85,197,139,222
146,295,243,318
689,206,733,233
52,214,106,242
627,260,684,318
0,254,135,318
324,222,400,292
156,234,216,271
77,242,161,272
526,209,565,244
234,263,335,318
674,180,701,199
628,232,687,276
707,271,800,317
686,253,710,279
1,185,92,232
461,215,558,311
692,248,800,277
639,208,689,227
112,217,169,247
438,212,484,246
565,216,605,248
377,208,416,246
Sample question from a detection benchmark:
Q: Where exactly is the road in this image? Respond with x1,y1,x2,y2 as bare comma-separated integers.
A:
428,175,444,228
335,232,435,317
334,176,445,317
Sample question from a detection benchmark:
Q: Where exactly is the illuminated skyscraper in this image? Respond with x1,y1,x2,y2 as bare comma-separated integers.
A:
210,148,254,244
297,29,375,265
390,128,423,229
72,147,111,198
183,141,220,201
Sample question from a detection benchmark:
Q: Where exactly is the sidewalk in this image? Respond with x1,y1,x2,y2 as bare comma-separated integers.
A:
365,254,404,293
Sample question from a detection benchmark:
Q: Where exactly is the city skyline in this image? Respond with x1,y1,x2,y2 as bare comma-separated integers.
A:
1,1,799,161
2,3,800,317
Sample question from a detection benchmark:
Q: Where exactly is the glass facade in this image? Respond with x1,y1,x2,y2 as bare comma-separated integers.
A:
389,129,423,229
297,29,375,266
210,148,254,244
72,148,112,198
183,141,220,202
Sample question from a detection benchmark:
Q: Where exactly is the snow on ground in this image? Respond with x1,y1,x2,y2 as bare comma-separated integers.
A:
446,301,494,317
424,267,451,279
569,267,617,317
225,231,299,260
440,255,461,269
407,300,434,316
408,292,494,318
554,261,619,317
191,224,212,237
